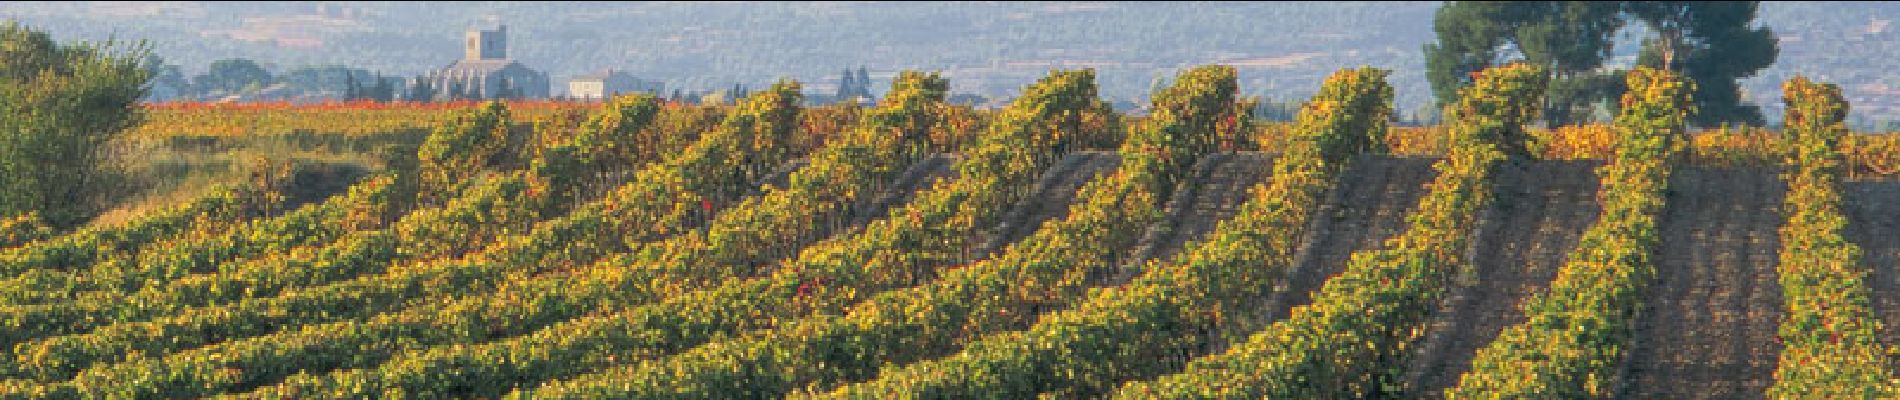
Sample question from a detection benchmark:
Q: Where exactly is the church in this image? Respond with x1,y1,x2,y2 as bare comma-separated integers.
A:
414,25,550,100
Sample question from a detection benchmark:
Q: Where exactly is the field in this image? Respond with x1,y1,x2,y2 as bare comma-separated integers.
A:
2,65,1898,399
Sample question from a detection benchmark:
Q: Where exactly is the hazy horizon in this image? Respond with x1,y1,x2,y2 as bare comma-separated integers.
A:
5,1,1897,123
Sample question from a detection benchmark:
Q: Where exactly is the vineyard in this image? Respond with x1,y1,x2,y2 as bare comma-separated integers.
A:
3,63,1900,399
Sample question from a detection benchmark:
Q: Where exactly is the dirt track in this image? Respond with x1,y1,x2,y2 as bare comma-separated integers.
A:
1128,152,1280,267
1843,178,1900,377
1404,160,1604,398
1260,155,1440,326
847,153,960,227
1621,166,1786,399
971,151,1121,259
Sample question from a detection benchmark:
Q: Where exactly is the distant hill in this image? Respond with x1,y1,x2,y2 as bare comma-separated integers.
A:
3,1,1895,126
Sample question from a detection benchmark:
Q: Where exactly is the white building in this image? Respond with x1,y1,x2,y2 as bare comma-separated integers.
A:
568,69,665,100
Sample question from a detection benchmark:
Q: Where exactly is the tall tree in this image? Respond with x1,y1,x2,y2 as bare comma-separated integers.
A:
195,58,271,96
140,54,188,101
0,21,150,227
1426,1,1777,128
1627,1,1778,127
1424,1,1624,127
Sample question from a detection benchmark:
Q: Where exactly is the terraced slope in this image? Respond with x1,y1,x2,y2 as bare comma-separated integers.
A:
1404,160,1604,397
1841,178,1900,382
1622,166,1787,399
1259,154,1439,325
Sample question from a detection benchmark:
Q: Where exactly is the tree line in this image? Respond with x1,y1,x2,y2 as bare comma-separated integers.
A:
1425,1,1777,129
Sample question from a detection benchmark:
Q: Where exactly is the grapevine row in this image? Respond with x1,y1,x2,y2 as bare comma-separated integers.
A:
0,181,282,281
0,95,679,381
17,74,945,398
202,72,945,398
624,71,948,279
512,65,1231,399
1110,63,1545,398
0,102,547,306
1443,66,1689,397
238,69,1106,399
815,67,1393,399
0,213,50,249
0,172,402,309
0,84,805,399
1764,76,1900,398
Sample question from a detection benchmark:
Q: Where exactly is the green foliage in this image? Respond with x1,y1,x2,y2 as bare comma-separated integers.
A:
813,67,1391,399
1454,63,1551,160
0,98,690,385
417,101,515,200
1765,76,1900,398
1445,66,1689,397
239,70,952,399
0,83,805,399
1628,1,1778,127
0,181,281,283
0,174,402,311
1134,65,1238,193
1111,63,1536,398
555,94,665,203
1424,1,1623,127
571,94,664,167
1308,67,1397,161
0,213,51,250
1425,1,1777,128
0,21,151,228
252,69,1102,400
196,58,273,96
507,66,1213,400
870,71,951,142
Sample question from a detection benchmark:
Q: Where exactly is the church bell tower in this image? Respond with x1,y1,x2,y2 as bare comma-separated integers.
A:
465,25,507,61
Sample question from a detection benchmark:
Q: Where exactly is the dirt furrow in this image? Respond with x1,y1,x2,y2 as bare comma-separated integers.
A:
1146,152,1279,262
970,151,1121,259
1621,166,1785,399
1259,155,1440,325
1842,178,1900,375
1403,160,1604,397
848,153,960,227
1117,152,1281,278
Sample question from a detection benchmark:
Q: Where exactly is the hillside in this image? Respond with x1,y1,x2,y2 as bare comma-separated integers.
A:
4,26,1900,395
